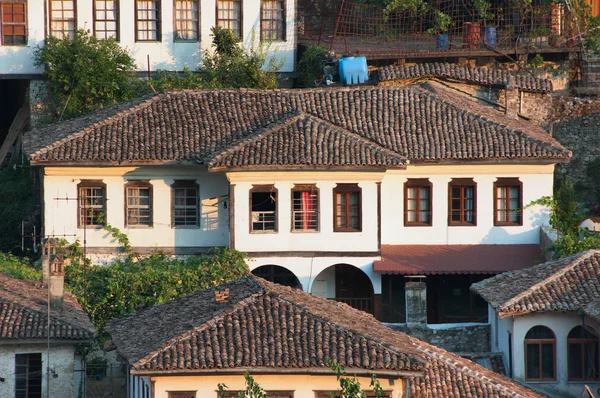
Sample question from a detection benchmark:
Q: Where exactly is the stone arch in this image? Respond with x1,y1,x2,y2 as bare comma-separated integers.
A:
252,264,302,290
310,264,374,314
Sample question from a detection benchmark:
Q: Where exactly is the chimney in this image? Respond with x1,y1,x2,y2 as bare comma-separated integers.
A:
504,75,519,119
49,255,68,310
42,238,58,286
214,288,230,304
405,276,427,325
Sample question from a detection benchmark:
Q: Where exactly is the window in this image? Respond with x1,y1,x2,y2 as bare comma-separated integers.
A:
172,180,199,227
315,392,388,398
250,185,277,232
568,326,599,381
220,392,293,398
292,184,318,231
1,1,26,46
136,0,160,41
94,0,118,40
168,392,196,398
261,0,284,41
333,183,361,232
15,353,42,398
448,178,476,226
174,0,198,41
404,179,432,226
524,325,556,381
78,181,106,227
216,0,241,38
494,178,522,226
50,0,76,39
125,181,152,227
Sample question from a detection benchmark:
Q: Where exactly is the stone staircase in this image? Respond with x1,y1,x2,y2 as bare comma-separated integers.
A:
574,55,600,96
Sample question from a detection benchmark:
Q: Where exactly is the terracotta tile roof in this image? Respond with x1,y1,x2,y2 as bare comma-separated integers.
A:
106,275,544,397
373,245,542,275
471,250,600,317
584,298,600,322
24,85,570,167
378,63,553,93
208,113,407,170
0,273,95,341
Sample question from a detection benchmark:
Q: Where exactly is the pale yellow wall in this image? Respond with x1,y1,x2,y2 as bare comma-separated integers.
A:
151,374,405,398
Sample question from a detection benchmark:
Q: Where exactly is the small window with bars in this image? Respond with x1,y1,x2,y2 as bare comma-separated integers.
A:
15,353,42,398
1,2,27,46
50,0,76,39
172,180,199,227
174,0,198,41
78,181,106,227
94,0,118,40
136,0,160,41
250,185,277,232
217,0,241,38
292,185,318,231
125,181,152,227
261,0,284,41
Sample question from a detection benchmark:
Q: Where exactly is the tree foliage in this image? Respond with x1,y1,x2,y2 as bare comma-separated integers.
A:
0,254,40,281
296,45,327,87
34,29,137,120
0,167,38,253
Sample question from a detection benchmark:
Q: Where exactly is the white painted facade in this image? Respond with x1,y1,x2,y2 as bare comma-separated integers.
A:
489,307,600,398
0,343,77,398
0,0,295,76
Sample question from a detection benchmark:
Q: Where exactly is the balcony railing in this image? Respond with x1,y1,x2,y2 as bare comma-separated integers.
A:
334,297,373,314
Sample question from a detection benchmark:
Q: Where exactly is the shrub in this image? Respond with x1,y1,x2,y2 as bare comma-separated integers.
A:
0,167,38,254
296,45,326,87
0,254,40,280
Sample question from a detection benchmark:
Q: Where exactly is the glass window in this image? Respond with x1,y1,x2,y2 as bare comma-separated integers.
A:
136,0,160,41
261,0,284,41
172,181,199,227
50,0,76,39
568,326,599,381
405,179,432,226
292,185,318,231
333,184,361,232
216,0,241,38
524,325,555,381
494,178,522,226
94,0,118,40
125,182,152,227
449,178,476,226
250,185,277,232
1,2,27,46
78,181,106,227
15,353,42,398
174,0,198,41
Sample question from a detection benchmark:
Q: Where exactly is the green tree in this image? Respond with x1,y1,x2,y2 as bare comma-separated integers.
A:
34,29,137,120
296,45,327,88
202,26,283,89
0,167,38,253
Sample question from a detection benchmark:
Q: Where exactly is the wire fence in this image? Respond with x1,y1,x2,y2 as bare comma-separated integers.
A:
298,0,578,59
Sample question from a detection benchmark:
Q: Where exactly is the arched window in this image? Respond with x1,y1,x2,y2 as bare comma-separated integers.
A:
525,326,556,381
568,326,599,381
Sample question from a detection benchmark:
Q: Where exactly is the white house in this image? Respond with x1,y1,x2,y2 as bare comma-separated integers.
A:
472,250,600,398
0,250,95,398
23,75,571,338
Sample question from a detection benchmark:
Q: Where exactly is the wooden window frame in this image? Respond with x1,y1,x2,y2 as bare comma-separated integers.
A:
524,326,556,382
78,180,107,228
333,183,362,233
124,180,153,228
567,326,600,381
260,0,285,41
315,391,390,398
1,1,27,46
15,353,42,398
173,0,199,42
216,0,242,38
220,391,294,398
168,392,197,398
404,178,432,227
171,180,200,228
250,184,278,233
50,0,76,39
135,0,161,42
493,178,523,226
93,0,119,41
291,184,319,232
448,178,477,226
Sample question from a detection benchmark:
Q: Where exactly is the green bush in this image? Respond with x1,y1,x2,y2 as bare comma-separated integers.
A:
296,45,326,88
34,29,137,120
0,254,40,280
0,167,38,253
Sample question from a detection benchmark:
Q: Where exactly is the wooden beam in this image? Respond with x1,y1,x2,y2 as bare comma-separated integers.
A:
0,104,29,167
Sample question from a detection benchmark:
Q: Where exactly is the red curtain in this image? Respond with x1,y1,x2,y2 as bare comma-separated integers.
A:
301,191,313,229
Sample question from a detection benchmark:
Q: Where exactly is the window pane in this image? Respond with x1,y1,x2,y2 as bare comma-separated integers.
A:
541,343,554,379
526,344,540,379
292,190,318,231
569,343,582,379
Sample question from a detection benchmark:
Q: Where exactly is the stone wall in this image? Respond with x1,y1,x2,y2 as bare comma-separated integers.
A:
386,323,491,353
28,79,52,129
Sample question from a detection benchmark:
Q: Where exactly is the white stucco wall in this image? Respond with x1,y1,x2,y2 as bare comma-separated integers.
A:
150,373,405,398
0,344,76,398
510,312,600,398
43,166,230,251
0,0,295,76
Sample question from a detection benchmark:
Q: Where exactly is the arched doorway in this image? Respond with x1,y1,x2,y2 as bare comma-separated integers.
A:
311,264,374,314
252,265,302,289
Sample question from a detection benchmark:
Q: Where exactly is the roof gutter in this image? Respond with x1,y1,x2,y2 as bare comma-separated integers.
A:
130,367,425,378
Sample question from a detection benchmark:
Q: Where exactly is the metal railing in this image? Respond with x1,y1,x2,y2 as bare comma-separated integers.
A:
335,297,373,314
251,211,276,231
